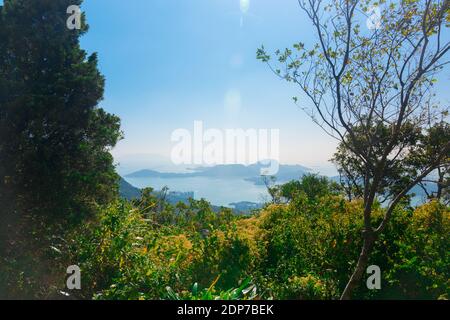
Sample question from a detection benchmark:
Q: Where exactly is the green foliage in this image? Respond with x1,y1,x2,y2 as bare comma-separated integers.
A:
332,121,450,203
258,0,449,299
68,200,193,299
279,174,342,202
378,201,450,299
166,278,258,300
255,198,365,299
64,174,449,300
3,172,447,300
189,225,252,290
273,274,335,300
0,0,122,298
68,193,252,300
255,195,449,299
262,174,342,205
0,0,122,220
1,0,447,301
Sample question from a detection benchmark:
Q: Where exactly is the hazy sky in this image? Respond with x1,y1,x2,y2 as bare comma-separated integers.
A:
75,0,341,174
3,0,449,175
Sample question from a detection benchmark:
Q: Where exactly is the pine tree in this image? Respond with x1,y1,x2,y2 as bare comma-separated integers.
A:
0,0,122,221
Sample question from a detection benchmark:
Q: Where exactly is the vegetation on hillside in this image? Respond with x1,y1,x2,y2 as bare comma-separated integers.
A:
1,172,448,300
0,0,448,300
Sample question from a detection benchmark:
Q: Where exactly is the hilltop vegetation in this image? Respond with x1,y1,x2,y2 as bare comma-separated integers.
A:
65,176,449,300
2,172,448,300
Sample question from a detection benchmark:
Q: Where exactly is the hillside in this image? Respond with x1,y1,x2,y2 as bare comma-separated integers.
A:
119,177,142,200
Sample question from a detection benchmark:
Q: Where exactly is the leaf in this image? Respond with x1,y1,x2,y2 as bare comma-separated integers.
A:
165,286,180,300
192,282,198,296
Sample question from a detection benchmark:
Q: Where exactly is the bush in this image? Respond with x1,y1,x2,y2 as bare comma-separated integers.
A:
65,178,449,300
68,199,252,300
378,201,449,299
254,195,449,299
255,197,366,299
274,274,337,300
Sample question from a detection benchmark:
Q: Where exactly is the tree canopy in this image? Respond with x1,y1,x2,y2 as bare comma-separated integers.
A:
0,0,122,221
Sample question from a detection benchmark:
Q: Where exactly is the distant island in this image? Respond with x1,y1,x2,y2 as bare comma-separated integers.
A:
125,163,311,185
119,176,262,215
121,162,438,210
119,177,193,203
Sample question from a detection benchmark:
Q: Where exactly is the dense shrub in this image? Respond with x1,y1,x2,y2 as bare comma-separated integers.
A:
67,199,252,300
30,174,445,301
377,201,449,299
254,195,449,299
254,196,367,299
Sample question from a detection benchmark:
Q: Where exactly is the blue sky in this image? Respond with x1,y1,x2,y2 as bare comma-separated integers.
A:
2,0,448,175
77,0,340,174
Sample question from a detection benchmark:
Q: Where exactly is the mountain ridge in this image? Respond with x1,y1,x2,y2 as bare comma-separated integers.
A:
125,163,311,185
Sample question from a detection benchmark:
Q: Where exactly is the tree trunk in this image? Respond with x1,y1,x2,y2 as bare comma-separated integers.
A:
340,232,375,300
436,167,444,200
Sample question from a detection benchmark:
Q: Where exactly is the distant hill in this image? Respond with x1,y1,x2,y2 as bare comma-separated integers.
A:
119,177,194,204
125,169,192,179
229,201,263,215
119,177,141,200
119,177,261,214
125,163,310,185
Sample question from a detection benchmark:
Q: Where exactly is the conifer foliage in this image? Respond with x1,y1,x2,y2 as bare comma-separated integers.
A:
0,0,122,220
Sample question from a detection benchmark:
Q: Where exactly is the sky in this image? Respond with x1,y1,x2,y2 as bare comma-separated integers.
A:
75,0,340,175
2,0,448,175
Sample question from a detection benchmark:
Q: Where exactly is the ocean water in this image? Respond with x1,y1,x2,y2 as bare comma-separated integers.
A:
125,176,269,207
124,176,428,208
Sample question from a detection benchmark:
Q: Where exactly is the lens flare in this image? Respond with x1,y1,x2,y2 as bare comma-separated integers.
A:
240,0,250,14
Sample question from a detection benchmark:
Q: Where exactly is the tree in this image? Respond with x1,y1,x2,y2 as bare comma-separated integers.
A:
0,0,122,222
263,173,342,203
280,174,342,202
417,121,450,204
334,120,450,205
258,0,449,299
